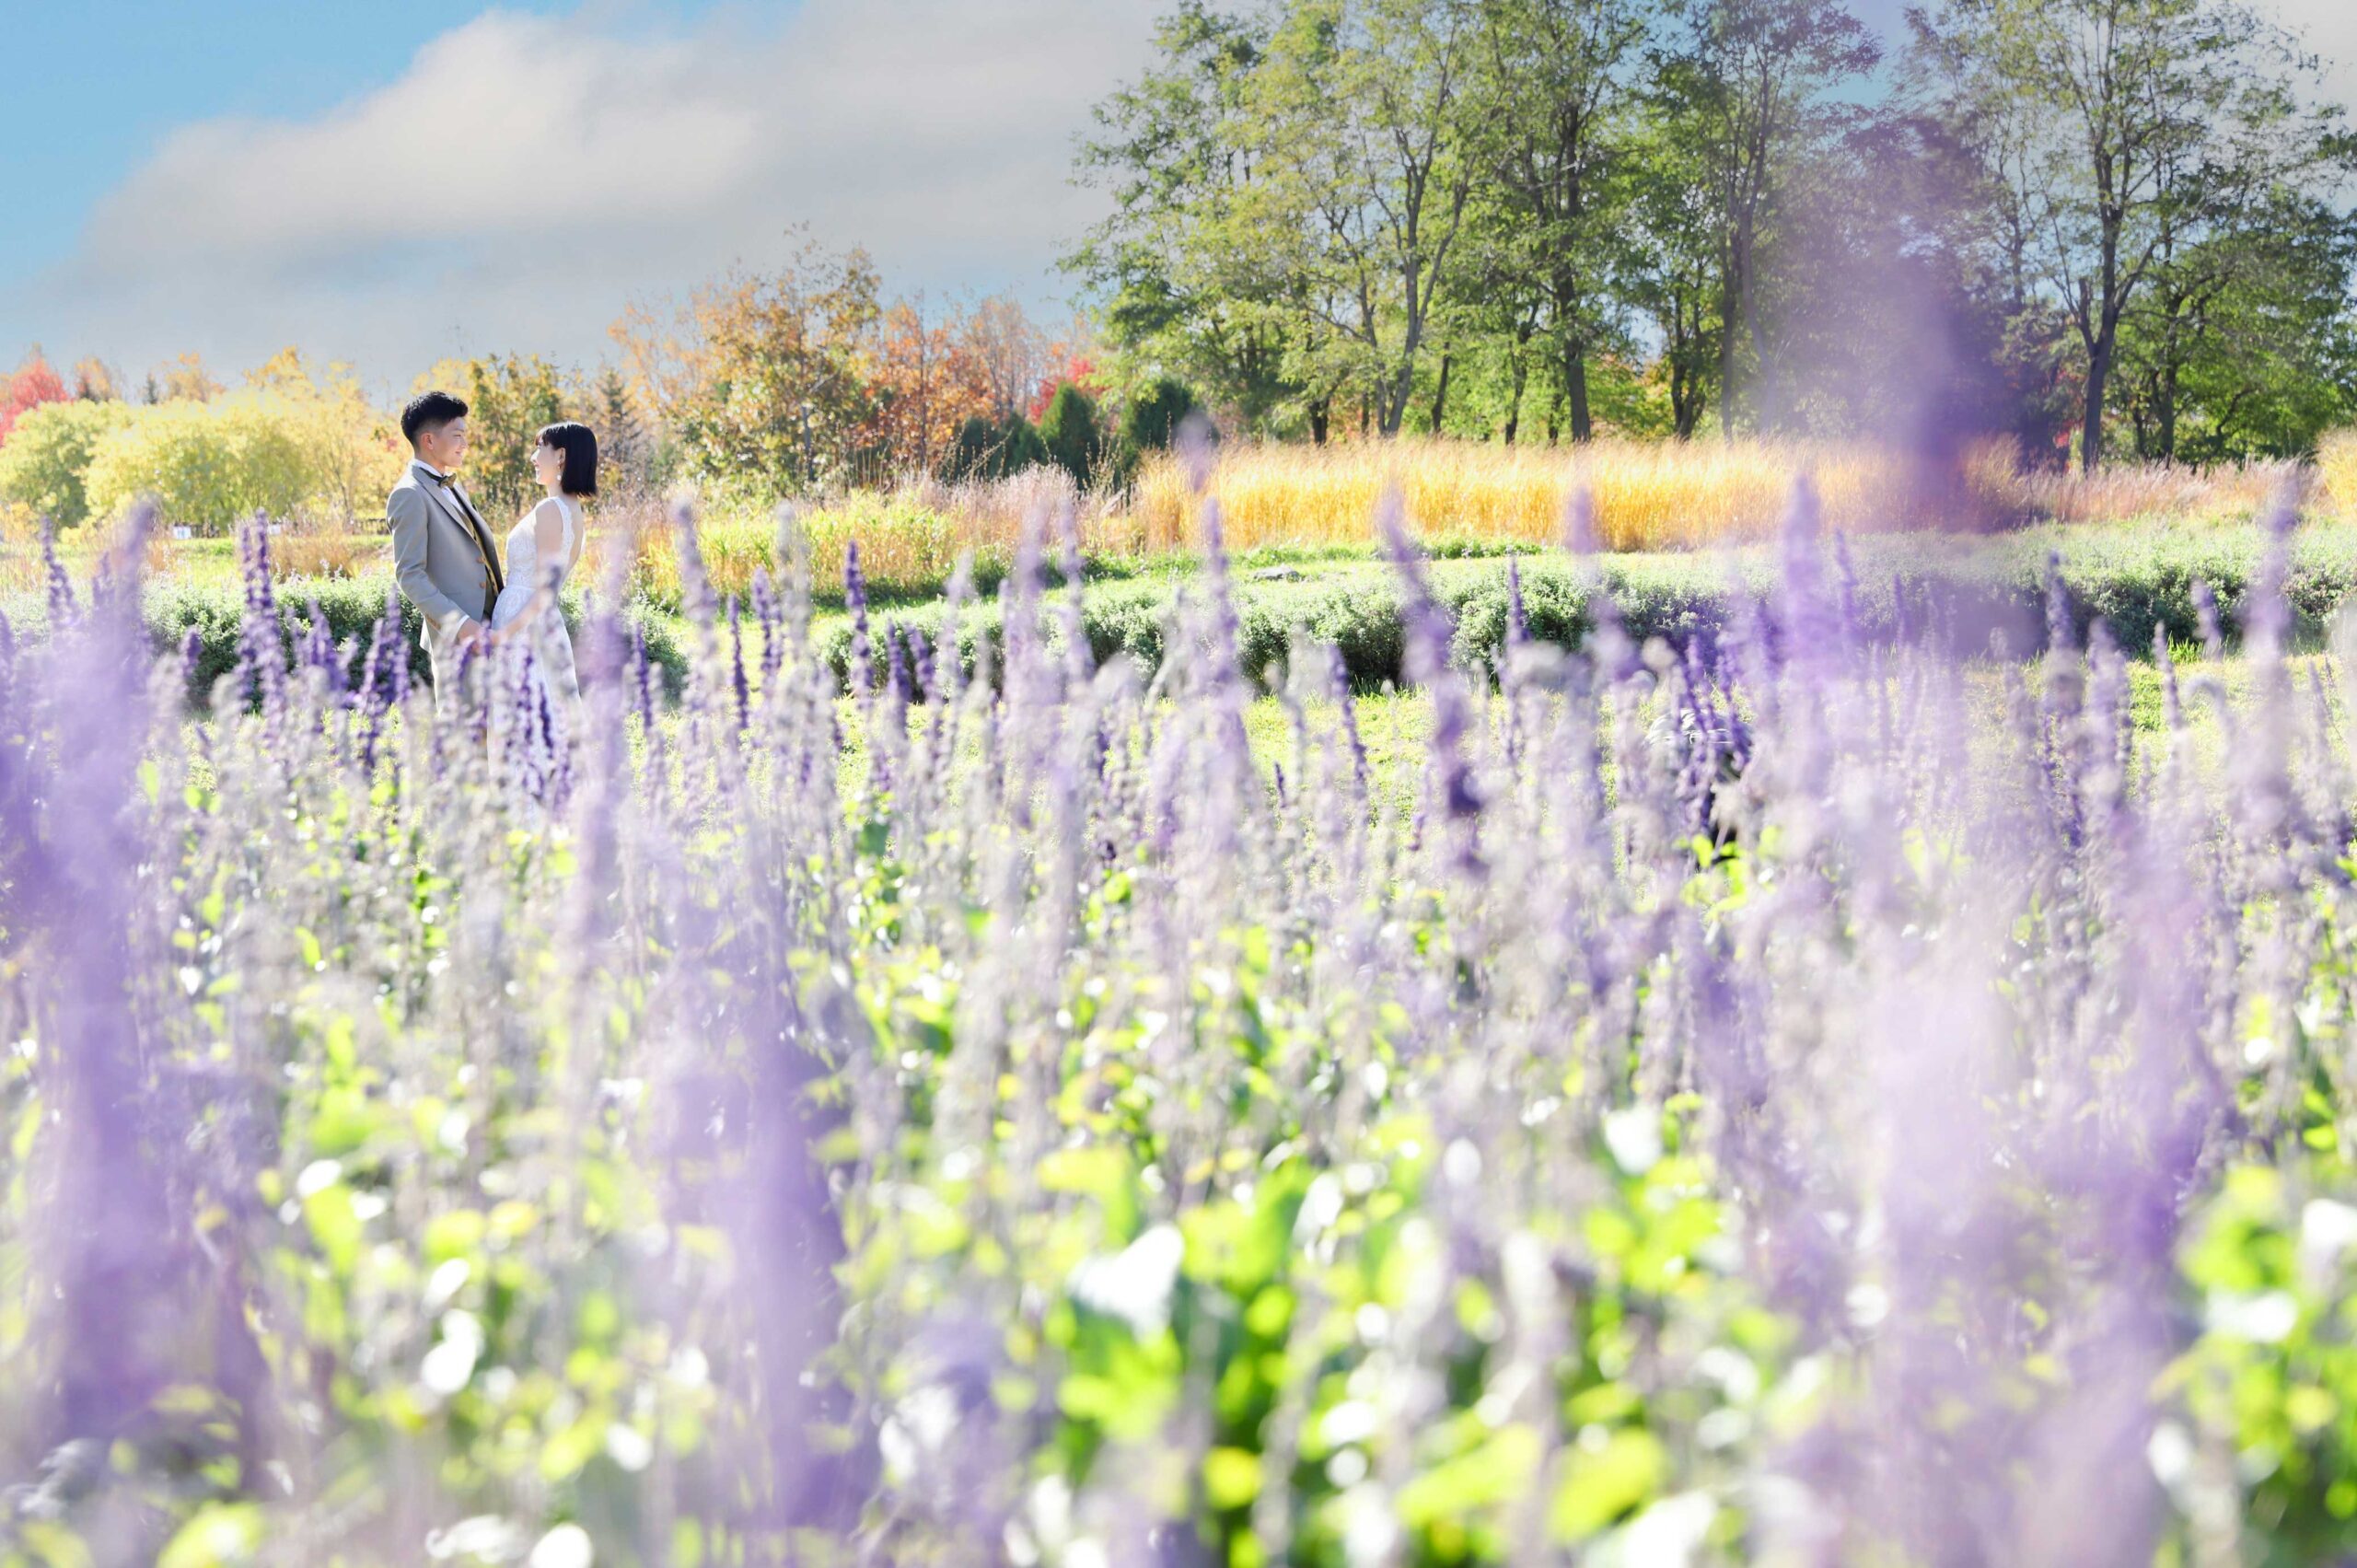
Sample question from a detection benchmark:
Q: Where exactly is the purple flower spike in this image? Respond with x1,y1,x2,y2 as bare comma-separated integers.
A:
729,596,751,736
845,539,872,698
41,516,78,628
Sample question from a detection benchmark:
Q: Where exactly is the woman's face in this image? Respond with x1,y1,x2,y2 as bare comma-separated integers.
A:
531,440,563,489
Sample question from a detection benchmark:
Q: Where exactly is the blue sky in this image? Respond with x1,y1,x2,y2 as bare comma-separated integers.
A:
2,0,1164,391
0,1,713,285
4,0,2348,396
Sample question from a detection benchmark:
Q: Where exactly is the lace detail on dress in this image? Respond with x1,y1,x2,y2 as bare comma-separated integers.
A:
491,497,580,703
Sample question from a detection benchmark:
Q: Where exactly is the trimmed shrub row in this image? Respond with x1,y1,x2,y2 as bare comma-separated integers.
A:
815,525,2357,693
4,577,689,710
8,521,2354,710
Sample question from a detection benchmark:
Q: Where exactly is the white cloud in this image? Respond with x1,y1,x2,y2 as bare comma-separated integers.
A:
24,1,1161,389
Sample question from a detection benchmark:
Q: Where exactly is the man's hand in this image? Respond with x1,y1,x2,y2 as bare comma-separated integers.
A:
451,619,487,650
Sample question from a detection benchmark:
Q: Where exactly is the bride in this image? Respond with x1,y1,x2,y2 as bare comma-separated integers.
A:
488,421,595,701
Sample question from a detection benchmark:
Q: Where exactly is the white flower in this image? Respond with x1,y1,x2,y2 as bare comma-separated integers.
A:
1603,1107,1663,1175
1069,1224,1184,1336
2205,1290,2299,1344
529,1523,594,1568
421,1310,484,1396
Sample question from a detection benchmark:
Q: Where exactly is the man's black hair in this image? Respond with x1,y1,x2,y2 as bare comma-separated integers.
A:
401,389,469,447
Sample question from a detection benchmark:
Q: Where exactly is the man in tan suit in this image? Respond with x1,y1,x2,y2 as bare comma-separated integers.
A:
387,390,506,695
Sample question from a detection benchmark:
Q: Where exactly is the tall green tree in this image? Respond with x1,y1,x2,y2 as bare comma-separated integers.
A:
1914,0,2351,469
2117,191,2357,459
1618,104,1725,437
1250,0,1487,436
1465,0,1647,441
1658,0,1880,435
1071,5,1302,433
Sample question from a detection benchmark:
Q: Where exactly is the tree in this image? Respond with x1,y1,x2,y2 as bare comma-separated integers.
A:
611,235,884,500
703,245,875,496
1618,111,1724,437
1466,0,1648,441
0,400,134,527
83,398,317,533
1,350,71,449
867,296,996,475
2117,191,2357,459
70,359,118,402
1914,0,2351,469
1078,0,1491,440
593,366,655,497
153,352,223,403
1070,3,1305,434
1122,377,1203,452
245,348,406,527
1659,0,1880,434
1039,383,1108,486
1250,0,1488,436
961,296,1056,422
946,411,1049,482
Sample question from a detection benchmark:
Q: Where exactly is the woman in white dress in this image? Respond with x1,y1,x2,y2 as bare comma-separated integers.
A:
488,421,594,702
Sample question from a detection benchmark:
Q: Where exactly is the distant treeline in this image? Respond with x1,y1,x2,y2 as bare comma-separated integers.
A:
1068,0,2357,469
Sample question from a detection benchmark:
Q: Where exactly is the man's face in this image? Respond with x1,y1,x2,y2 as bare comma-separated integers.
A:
417,416,470,473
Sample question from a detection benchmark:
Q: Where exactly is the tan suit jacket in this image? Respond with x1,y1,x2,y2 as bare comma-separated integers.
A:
386,459,506,689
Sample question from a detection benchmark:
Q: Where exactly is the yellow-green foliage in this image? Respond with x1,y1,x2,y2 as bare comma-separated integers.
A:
0,400,136,528
2320,431,2357,517
613,491,1039,609
79,379,407,535
85,399,312,532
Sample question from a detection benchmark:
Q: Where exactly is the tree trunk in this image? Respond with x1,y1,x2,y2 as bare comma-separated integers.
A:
1564,340,1593,443
1718,233,1745,437
1504,319,1534,446
1429,354,1454,434
2081,322,2113,474
2155,313,2181,462
1308,396,1330,447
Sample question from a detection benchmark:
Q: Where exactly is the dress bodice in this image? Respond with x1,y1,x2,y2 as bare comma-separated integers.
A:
493,498,577,629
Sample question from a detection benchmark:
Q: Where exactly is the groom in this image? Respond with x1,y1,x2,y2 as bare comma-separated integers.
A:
388,389,505,693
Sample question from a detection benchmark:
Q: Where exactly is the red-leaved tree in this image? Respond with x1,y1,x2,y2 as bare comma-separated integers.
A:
0,351,70,449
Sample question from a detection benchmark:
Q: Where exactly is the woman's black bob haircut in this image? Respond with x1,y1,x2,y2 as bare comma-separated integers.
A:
537,422,598,497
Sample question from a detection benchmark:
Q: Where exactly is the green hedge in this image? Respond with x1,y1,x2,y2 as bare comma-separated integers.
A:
3,576,688,710
8,521,2355,709
814,524,2357,693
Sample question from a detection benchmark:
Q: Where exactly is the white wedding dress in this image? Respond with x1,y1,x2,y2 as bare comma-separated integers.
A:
491,496,581,703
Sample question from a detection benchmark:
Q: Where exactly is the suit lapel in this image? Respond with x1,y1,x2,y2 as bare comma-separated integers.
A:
415,468,505,598
449,484,506,598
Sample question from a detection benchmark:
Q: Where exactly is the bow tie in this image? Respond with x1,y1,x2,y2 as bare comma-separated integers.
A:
422,467,457,489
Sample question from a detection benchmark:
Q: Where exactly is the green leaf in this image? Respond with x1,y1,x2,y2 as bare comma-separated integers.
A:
1204,1446,1261,1511
158,1502,265,1568
1550,1430,1667,1543
1398,1423,1540,1529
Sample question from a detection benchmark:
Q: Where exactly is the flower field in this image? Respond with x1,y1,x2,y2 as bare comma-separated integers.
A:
6,480,2357,1567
